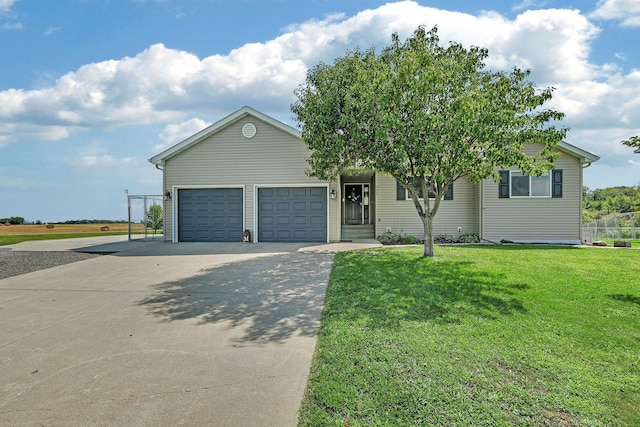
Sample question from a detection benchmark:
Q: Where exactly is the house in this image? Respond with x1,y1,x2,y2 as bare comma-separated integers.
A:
148,106,599,244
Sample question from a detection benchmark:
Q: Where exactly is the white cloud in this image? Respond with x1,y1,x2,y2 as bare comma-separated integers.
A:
1,21,21,30
78,155,136,167
0,0,16,15
154,118,211,152
44,26,61,36
591,0,640,26
0,0,637,182
0,0,21,30
512,0,547,12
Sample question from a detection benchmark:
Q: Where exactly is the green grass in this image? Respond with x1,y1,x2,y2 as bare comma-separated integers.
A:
603,238,640,246
0,232,130,246
299,245,640,426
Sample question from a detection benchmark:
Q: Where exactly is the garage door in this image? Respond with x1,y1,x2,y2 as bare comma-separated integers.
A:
257,187,327,242
178,188,243,242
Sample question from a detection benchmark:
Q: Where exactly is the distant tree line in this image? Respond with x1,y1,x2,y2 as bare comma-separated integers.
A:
583,185,640,224
1,218,129,225
61,219,128,224
0,216,25,224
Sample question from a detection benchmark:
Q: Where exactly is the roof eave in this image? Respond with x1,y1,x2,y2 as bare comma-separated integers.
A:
557,141,600,164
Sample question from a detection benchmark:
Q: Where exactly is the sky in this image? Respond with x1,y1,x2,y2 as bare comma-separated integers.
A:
1,0,639,222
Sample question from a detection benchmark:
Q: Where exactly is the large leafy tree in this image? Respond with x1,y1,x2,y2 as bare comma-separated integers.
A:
622,135,640,152
292,26,567,257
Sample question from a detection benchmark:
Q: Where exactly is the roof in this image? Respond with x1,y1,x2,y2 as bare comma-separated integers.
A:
557,141,600,164
149,106,301,165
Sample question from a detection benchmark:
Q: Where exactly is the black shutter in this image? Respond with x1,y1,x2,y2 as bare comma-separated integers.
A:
499,170,510,198
552,169,563,198
396,181,406,200
444,183,453,200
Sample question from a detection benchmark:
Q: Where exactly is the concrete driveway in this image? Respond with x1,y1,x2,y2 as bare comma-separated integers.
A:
0,237,380,426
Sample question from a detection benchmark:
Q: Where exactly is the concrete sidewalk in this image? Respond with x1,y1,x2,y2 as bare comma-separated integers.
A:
3,235,381,255
0,238,380,426
2,235,163,253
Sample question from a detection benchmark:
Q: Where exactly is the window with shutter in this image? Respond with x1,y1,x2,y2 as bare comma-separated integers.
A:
500,170,558,198
499,170,510,198
552,169,563,198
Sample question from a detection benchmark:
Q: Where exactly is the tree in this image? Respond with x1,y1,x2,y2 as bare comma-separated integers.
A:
0,216,25,225
143,203,163,235
622,135,640,152
292,26,567,257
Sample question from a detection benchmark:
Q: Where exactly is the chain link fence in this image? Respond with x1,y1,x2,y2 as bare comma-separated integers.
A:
585,212,639,242
126,194,164,241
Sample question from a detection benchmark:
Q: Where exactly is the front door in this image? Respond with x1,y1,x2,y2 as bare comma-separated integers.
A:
345,184,363,225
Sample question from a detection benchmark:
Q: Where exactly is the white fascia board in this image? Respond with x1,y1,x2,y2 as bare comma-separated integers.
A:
557,141,600,164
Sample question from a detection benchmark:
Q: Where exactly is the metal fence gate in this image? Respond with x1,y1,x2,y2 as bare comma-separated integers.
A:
126,194,164,241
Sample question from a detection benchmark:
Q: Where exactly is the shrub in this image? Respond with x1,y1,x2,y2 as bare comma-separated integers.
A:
377,232,402,245
457,233,480,243
434,234,455,244
434,233,480,244
403,235,419,244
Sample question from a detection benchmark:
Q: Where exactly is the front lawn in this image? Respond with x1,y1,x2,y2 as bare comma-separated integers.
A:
299,245,640,426
0,232,130,246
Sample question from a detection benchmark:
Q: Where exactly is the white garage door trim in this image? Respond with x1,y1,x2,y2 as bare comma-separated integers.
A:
253,184,330,243
172,185,245,243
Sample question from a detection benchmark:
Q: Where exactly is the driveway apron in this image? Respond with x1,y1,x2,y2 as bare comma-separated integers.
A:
0,241,343,426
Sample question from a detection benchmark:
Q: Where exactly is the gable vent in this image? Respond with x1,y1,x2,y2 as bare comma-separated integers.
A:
242,123,257,138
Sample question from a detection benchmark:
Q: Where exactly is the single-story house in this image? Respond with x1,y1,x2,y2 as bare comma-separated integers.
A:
148,106,599,244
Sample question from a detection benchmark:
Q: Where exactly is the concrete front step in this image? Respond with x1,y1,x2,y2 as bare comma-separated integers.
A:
341,225,375,240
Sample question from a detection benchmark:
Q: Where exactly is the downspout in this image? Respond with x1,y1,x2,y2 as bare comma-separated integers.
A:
479,180,484,242
153,162,168,241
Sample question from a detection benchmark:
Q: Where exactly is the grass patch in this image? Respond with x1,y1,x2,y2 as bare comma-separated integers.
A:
299,245,640,426
603,238,640,246
0,232,131,246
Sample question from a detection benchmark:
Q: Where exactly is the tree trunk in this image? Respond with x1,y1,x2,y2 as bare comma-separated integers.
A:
422,214,435,257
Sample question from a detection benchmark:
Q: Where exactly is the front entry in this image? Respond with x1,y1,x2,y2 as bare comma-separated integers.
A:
344,183,370,225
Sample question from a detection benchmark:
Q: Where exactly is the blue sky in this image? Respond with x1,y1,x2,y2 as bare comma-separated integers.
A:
1,0,639,222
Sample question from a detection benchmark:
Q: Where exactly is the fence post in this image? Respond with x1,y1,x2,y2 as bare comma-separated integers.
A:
127,195,132,241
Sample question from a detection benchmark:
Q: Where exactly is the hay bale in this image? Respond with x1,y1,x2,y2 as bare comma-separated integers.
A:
614,240,631,248
100,226,110,231
3,222,10,226
46,224,54,229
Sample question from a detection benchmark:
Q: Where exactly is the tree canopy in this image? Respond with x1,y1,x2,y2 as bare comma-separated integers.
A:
622,135,640,151
583,185,640,223
143,203,163,235
292,26,567,256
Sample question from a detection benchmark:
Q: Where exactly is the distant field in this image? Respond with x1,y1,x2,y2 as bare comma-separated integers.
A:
0,223,146,235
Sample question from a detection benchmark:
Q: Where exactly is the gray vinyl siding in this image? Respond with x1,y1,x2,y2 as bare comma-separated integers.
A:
163,116,337,242
481,146,582,243
375,173,479,239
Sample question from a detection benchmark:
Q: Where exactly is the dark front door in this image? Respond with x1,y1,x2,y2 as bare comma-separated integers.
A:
344,184,363,225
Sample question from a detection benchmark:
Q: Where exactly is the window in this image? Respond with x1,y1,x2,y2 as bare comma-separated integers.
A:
499,170,562,199
511,171,550,197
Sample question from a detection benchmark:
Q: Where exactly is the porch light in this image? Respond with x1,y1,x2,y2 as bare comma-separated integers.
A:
164,190,172,201
330,189,337,199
